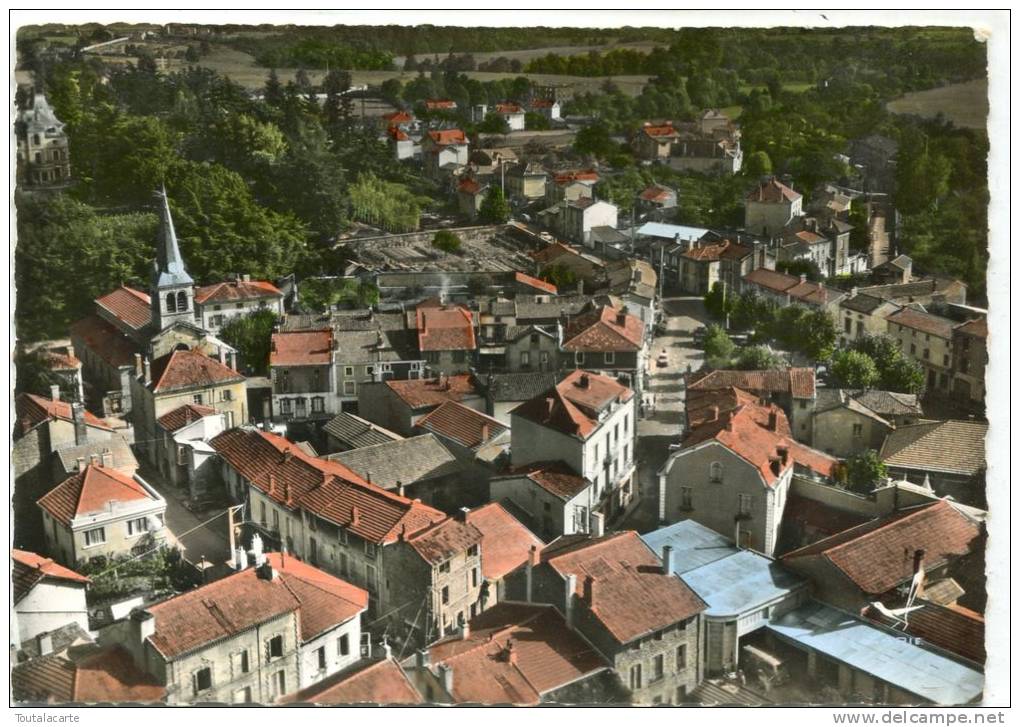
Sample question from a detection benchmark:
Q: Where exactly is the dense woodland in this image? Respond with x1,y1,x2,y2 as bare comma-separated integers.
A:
15,25,989,348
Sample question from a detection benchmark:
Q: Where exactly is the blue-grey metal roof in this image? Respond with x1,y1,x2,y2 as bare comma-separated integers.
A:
641,520,739,574
153,188,194,289
636,222,710,242
767,602,983,705
680,550,806,618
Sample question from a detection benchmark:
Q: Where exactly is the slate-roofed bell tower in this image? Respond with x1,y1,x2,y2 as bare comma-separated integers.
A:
151,187,195,331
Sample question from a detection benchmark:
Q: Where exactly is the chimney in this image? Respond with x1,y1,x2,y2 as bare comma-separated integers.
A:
101,448,114,468
66,344,75,360
777,446,789,466
415,649,430,669
579,373,590,389
662,545,676,575
545,396,555,416
256,560,276,581
50,384,61,402
76,456,87,472
457,507,469,523
134,353,143,378
460,621,471,640
480,423,490,442
525,545,538,602
851,286,858,298
71,403,88,446
268,474,277,497
143,357,151,385
799,273,807,284
351,506,360,528
616,309,627,326
89,453,101,467
582,575,596,604
590,511,605,537
131,609,155,648
233,546,249,571
768,410,779,432
397,481,406,498
36,632,53,656
564,574,577,627
912,548,925,576
710,405,720,422
438,663,454,694
576,278,584,296
382,638,392,660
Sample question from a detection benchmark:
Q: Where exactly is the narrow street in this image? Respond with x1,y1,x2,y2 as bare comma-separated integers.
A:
622,295,710,533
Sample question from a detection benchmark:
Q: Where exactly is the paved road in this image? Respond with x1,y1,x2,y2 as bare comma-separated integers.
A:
622,296,711,533
138,464,233,569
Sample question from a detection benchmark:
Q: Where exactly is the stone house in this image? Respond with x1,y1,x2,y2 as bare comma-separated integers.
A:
545,169,599,206
153,403,228,499
560,304,647,395
810,389,896,458
658,391,838,557
634,122,679,160
463,502,544,609
16,93,71,187
678,239,756,295
503,325,560,373
415,400,509,473
422,128,469,179
838,291,902,346
456,176,488,220
638,184,678,212
506,161,547,200
951,317,987,409
509,370,638,524
885,307,956,394
102,553,368,704
490,462,599,541
193,277,285,336
744,177,803,237
356,374,486,437
322,411,402,454
741,269,846,316
385,125,417,161
531,243,606,286
280,656,423,704
504,532,707,705
562,198,619,247
494,102,526,130
415,299,477,376
270,329,338,423
880,420,988,508
529,97,561,120
479,371,560,424
12,549,91,650
38,464,168,567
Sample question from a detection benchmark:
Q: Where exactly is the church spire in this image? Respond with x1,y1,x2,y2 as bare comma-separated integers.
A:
153,186,193,289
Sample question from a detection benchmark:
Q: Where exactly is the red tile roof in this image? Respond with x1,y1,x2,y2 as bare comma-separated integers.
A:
457,177,485,195
743,267,800,293
15,393,113,434
70,315,138,368
95,286,151,330
552,169,599,185
642,123,678,138
864,601,985,664
787,280,845,306
514,271,558,294
686,367,816,399
887,307,955,339
682,239,754,263
40,349,81,371
531,242,579,263
12,549,90,603
148,349,245,393
383,110,414,124
425,99,457,110
682,398,838,486
146,553,368,659
210,428,445,544
12,644,164,704
530,98,556,109
385,374,481,410
954,317,987,338
747,177,801,203
495,102,523,113
38,464,158,526
280,658,423,704
781,493,869,544
387,126,410,141
685,386,764,430
639,185,673,202
499,461,590,501
427,602,609,704
561,305,644,352
511,370,633,440
427,128,467,146
407,516,483,565
270,329,334,366
156,403,218,432
416,302,476,352
465,503,544,580
541,532,707,644
194,279,282,305
416,400,507,449
783,501,981,596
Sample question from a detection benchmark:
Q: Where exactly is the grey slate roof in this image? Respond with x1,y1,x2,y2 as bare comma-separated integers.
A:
53,435,139,478
851,389,923,418
515,295,590,322
841,293,894,315
323,412,403,450
484,372,560,402
153,189,194,289
880,420,987,476
328,434,461,489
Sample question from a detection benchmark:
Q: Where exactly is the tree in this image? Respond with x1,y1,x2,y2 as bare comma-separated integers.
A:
539,264,577,289
478,186,511,224
432,229,463,253
574,122,614,158
704,281,734,322
850,334,924,394
733,345,785,370
348,172,428,232
703,324,735,368
524,111,550,131
745,150,772,177
14,348,78,401
798,309,838,362
477,112,510,134
184,45,200,63
218,309,279,376
775,259,822,281
831,349,881,390
264,68,284,107
298,277,379,312
842,449,888,495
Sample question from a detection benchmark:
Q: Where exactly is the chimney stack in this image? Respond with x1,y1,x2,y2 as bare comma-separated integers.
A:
134,353,143,378
579,373,590,389
768,410,779,432
256,560,276,581
590,511,605,537
131,609,155,649
143,357,152,385
460,621,470,640
438,663,454,694
662,545,676,575
76,456,87,472
480,423,490,442
351,506,361,528
416,649,430,669
101,449,114,468
525,545,539,602
799,273,807,284
503,638,517,665
71,403,88,446
710,405,719,422
912,548,925,575
457,507,469,523
564,574,577,628
50,384,60,402
582,575,595,604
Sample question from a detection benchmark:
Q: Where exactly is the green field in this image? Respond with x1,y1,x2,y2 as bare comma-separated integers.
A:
886,78,988,130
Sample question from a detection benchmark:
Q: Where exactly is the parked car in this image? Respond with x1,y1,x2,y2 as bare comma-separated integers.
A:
691,326,708,344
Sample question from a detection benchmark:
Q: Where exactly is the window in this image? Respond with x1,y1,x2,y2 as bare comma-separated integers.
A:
366,564,377,593
309,537,318,565
652,695,663,705
467,544,478,557
438,560,451,574
604,352,615,364
311,397,325,413
259,501,267,527
943,354,950,367
676,686,687,703
852,423,863,437
530,333,539,344
844,318,851,333
339,552,349,577
923,348,930,360
271,670,286,699
676,644,687,670
338,634,350,656
520,351,530,367
84,527,105,547
364,541,377,558
338,528,348,545
344,366,354,377
126,518,148,536
268,635,284,660
280,398,292,414
680,487,693,510
193,667,212,695
540,351,549,364
221,389,232,402
176,291,188,312
272,509,280,531
798,400,807,410
166,293,177,313
442,586,450,605
738,494,752,516
624,414,629,433
233,687,251,704
575,352,585,365
193,394,204,405
709,462,723,483
232,650,250,675
629,663,642,690
910,343,917,355
471,567,479,588
365,366,374,376
316,646,327,671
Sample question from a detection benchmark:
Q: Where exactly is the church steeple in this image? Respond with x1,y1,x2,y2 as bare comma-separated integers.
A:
151,187,195,331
